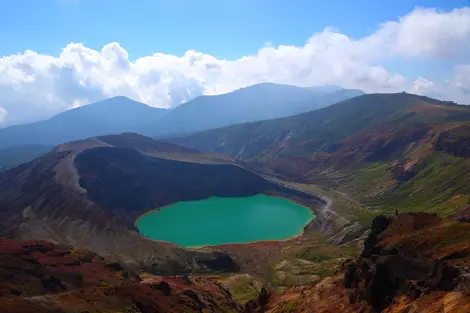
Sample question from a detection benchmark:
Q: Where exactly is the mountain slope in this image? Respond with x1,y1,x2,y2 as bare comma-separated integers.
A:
0,132,318,274
0,144,53,171
0,96,168,149
4,213,470,313
145,83,364,136
168,92,470,221
253,213,470,313
0,84,362,150
0,238,244,313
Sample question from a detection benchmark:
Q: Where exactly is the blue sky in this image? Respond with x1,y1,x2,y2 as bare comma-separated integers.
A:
0,0,469,126
1,0,467,59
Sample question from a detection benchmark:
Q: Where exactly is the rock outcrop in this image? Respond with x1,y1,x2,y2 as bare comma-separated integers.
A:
243,213,470,313
0,238,138,298
0,238,243,313
343,213,465,311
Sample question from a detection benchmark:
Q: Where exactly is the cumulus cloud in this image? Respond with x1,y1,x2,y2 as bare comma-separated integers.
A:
0,7,470,126
392,7,470,59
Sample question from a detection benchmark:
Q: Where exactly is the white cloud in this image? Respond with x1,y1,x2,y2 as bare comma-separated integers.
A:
0,6,470,125
0,107,7,126
410,77,437,94
392,7,470,59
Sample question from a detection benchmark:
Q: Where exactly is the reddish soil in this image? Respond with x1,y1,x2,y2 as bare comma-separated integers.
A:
0,238,243,313
0,238,134,298
409,102,459,114
244,213,470,313
0,279,242,313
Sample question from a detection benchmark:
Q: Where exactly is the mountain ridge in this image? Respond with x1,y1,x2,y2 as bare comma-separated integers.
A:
0,96,169,148
168,92,470,223
141,83,364,137
0,83,364,150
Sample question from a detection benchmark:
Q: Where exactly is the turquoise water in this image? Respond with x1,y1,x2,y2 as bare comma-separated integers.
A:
136,194,314,247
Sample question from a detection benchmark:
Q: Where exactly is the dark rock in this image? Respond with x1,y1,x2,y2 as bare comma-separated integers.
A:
41,276,67,293
105,262,124,272
150,281,172,296
182,289,204,306
362,215,391,257
244,288,269,313
195,253,240,273
344,213,464,312
429,260,461,290
408,283,422,300
183,274,192,285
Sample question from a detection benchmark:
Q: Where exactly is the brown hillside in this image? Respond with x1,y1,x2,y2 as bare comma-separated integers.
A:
168,93,470,221
0,238,244,313
249,212,470,313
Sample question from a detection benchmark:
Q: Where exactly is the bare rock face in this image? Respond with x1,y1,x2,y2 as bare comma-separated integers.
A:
244,287,269,313
344,213,464,312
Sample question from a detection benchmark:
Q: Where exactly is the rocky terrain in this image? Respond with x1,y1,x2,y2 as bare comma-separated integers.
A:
242,212,470,313
3,92,470,312
0,238,243,313
0,132,330,275
3,212,470,312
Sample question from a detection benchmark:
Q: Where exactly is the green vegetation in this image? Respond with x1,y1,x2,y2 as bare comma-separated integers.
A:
171,93,470,224
349,163,393,192
377,152,470,216
265,229,359,288
170,93,470,163
217,274,263,304
279,300,298,313
230,281,262,304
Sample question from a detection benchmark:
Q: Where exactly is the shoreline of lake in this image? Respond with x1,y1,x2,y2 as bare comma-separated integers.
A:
135,194,315,247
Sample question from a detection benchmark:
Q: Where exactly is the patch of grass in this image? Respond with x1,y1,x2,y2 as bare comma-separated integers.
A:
217,274,263,304
374,152,470,217
353,162,392,184
99,281,113,287
293,232,358,264
317,151,470,225
280,300,298,313
266,230,358,287
231,283,260,304
281,181,366,225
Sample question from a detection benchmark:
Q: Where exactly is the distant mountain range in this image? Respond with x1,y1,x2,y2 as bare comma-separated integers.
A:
0,83,364,149
143,83,364,137
0,96,169,149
